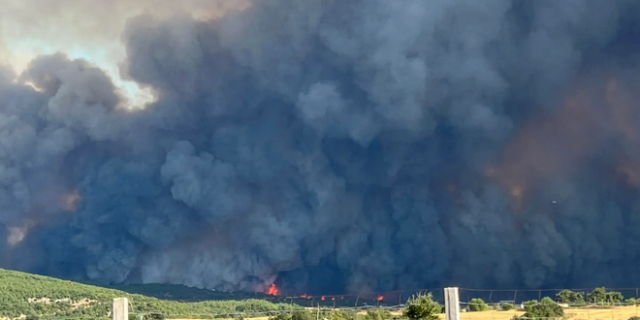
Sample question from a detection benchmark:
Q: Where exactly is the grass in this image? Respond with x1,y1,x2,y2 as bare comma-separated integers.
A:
449,305,640,320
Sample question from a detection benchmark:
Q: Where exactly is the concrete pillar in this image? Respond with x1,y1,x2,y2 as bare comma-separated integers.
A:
444,287,460,320
113,297,129,320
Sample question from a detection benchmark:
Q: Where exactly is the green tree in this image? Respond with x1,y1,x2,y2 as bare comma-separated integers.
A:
556,290,584,304
605,291,623,305
468,298,489,312
588,287,623,305
626,298,637,306
403,292,441,320
588,287,607,304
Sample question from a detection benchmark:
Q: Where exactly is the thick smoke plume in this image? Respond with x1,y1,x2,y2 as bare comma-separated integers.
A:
3,0,640,294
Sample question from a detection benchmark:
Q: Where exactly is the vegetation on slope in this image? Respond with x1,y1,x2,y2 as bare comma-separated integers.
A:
108,283,275,302
0,268,297,319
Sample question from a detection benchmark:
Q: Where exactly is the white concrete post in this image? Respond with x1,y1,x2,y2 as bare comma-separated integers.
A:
444,287,460,320
113,297,129,320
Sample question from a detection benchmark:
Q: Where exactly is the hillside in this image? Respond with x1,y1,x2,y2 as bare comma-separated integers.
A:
0,268,298,319
107,283,274,302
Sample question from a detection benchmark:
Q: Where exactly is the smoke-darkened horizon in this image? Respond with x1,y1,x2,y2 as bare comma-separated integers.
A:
3,0,640,294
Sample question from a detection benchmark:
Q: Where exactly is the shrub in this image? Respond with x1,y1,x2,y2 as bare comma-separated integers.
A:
468,298,489,312
556,289,584,304
523,300,538,308
403,292,441,320
501,303,516,311
628,316,640,320
572,300,587,307
365,309,392,320
143,312,166,320
514,297,563,320
330,310,357,320
291,310,314,320
626,298,637,306
270,313,292,320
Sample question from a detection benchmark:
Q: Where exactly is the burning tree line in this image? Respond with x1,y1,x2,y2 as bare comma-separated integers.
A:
263,287,640,320
264,283,391,306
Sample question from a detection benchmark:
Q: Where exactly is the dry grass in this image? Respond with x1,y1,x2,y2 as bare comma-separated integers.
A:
168,305,640,320
438,306,640,320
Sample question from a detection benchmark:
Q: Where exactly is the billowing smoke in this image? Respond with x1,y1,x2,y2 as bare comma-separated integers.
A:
3,0,640,294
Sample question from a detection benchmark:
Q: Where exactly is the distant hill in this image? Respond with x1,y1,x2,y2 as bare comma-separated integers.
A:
107,283,277,302
0,268,297,319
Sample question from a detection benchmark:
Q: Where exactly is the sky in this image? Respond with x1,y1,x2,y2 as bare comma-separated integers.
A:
0,0,248,107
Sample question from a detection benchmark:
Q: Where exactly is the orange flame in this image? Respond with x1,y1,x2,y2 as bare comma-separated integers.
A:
267,283,279,295
377,295,384,301
300,294,308,298
321,296,325,301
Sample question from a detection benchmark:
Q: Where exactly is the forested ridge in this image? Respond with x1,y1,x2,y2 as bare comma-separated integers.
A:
0,268,294,319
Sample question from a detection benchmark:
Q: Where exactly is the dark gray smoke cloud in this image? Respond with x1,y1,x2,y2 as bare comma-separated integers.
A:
3,0,640,294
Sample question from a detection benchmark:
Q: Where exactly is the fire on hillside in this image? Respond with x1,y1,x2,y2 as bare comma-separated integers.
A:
267,283,279,295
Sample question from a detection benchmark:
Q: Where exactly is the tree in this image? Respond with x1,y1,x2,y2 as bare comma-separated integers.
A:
588,287,623,305
588,287,607,304
556,290,584,304
626,298,637,306
468,298,489,312
605,291,623,305
514,297,564,320
403,292,441,320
